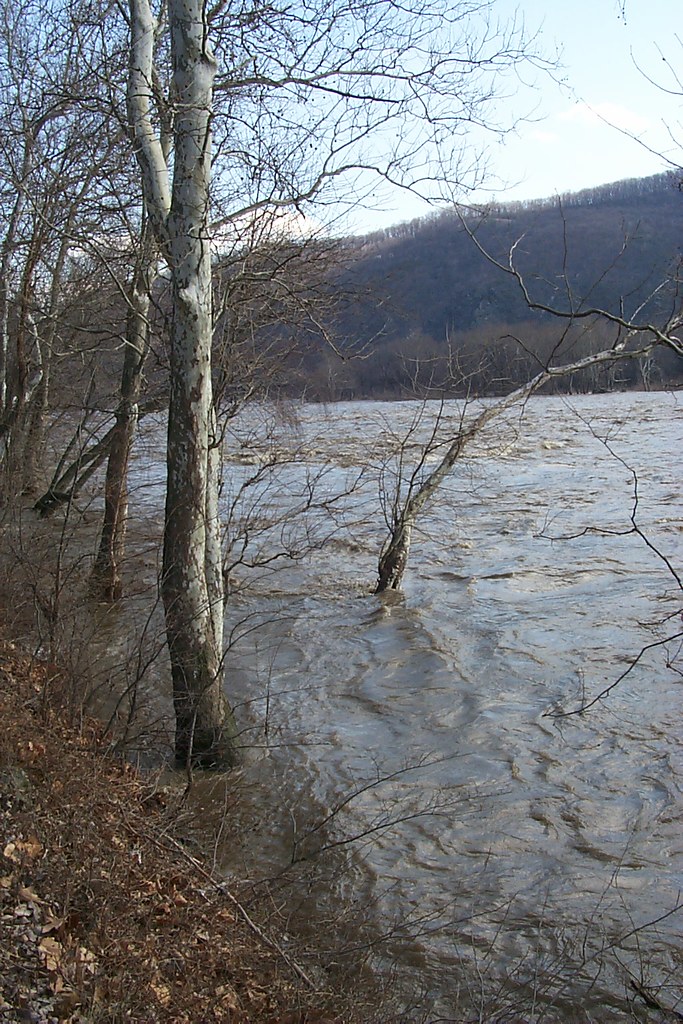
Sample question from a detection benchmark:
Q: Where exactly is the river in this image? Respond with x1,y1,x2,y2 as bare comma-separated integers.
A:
130,391,682,1021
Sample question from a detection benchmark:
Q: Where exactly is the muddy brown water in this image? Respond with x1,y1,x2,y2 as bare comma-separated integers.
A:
114,392,682,1020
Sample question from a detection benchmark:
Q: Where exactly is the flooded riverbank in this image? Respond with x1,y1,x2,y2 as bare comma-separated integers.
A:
11,390,679,1021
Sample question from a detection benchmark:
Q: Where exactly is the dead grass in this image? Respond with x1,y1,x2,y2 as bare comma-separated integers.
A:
0,639,352,1023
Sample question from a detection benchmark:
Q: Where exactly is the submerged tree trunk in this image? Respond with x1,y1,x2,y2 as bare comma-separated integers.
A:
375,520,413,593
128,0,238,767
375,421,468,594
91,241,155,601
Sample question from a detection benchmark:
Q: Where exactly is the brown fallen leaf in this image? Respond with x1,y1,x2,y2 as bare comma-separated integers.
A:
18,885,44,903
75,945,98,971
150,979,172,1006
41,914,66,935
19,739,46,762
2,841,18,863
4,835,43,862
215,983,241,1010
39,935,64,972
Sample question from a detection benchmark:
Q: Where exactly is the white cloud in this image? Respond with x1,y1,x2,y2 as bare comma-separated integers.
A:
212,206,323,255
558,101,651,135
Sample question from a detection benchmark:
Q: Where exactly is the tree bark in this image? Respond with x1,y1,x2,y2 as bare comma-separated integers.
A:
20,210,74,495
91,240,155,600
0,139,32,421
162,0,237,767
129,0,238,766
375,520,413,593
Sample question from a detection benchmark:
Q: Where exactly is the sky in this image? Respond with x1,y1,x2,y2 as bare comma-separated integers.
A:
349,0,683,234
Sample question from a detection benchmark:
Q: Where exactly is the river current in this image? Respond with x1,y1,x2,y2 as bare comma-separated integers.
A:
130,391,682,1021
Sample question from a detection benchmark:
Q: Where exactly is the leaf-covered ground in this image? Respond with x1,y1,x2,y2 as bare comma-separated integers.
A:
0,640,347,1024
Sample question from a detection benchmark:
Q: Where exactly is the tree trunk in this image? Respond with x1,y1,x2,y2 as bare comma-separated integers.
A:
0,141,33,422
20,214,74,495
91,407,138,601
91,245,155,600
2,246,43,493
375,519,413,593
21,365,49,494
159,0,237,767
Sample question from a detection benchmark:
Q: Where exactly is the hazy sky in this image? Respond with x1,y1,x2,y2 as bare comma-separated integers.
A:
350,0,682,232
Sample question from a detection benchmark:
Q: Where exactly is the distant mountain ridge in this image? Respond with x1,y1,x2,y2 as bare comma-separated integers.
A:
352,170,683,333
309,171,683,397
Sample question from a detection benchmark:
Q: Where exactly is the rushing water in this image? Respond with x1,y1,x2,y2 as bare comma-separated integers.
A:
133,392,683,1021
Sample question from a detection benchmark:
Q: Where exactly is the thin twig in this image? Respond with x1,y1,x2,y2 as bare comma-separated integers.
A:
140,827,318,990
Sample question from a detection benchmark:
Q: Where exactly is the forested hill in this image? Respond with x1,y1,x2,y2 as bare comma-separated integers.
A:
308,171,683,398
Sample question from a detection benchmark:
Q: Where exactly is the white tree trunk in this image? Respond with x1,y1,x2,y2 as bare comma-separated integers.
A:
129,0,237,766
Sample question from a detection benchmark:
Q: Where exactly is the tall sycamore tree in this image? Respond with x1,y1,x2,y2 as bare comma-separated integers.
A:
128,0,235,767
